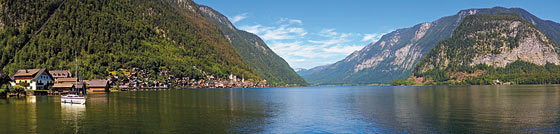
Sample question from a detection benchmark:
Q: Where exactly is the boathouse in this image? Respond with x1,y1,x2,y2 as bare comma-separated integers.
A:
52,82,74,93
54,77,86,94
87,79,109,93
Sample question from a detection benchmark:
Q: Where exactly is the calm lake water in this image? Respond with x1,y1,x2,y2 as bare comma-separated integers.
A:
1,85,560,133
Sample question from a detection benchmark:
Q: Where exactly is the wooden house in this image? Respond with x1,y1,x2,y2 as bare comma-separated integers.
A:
53,77,86,94
87,79,109,93
52,82,74,93
49,70,72,81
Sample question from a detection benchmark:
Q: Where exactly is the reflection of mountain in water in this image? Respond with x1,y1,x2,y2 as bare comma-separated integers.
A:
81,89,274,133
352,86,560,133
0,96,38,133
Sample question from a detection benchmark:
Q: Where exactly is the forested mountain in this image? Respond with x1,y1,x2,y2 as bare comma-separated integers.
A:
301,7,560,85
0,0,260,80
410,14,560,85
198,6,308,86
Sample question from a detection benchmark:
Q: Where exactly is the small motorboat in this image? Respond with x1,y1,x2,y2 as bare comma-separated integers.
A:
61,94,87,104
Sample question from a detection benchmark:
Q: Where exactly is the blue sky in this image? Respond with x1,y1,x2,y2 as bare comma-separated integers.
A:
194,0,560,69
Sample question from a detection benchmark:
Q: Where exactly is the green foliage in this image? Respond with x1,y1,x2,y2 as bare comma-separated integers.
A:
9,85,24,93
0,70,9,87
420,61,560,85
0,0,258,80
391,80,411,86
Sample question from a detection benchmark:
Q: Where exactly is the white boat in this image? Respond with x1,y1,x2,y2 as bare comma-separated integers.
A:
61,94,86,104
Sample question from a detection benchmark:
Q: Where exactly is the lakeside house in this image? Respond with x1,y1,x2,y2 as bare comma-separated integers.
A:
52,82,74,93
10,68,54,90
52,77,85,94
86,79,109,93
49,70,72,80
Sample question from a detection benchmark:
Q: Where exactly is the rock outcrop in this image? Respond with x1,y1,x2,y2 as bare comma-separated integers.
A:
301,7,560,85
412,14,560,83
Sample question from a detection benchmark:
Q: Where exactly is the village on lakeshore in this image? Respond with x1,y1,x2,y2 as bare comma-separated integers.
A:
0,67,269,97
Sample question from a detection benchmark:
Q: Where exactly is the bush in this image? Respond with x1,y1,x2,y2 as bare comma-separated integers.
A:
10,85,25,93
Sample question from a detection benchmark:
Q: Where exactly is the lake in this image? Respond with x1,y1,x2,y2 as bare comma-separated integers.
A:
1,85,559,133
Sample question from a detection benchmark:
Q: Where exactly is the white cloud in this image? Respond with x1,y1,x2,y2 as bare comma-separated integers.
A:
238,19,376,68
240,24,307,41
308,38,345,46
278,18,303,25
239,25,262,34
293,59,306,62
230,13,248,23
362,33,384,42
318,29,338,37
322,45,363,55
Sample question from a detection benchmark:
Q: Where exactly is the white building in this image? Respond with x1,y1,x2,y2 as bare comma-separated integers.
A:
11,68,54,90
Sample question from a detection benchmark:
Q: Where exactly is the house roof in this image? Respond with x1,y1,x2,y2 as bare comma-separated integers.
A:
53,82,74,88
13,69,41,77
49,70,72,78
12,68,52,80
88,79,108,88
56,78,78,82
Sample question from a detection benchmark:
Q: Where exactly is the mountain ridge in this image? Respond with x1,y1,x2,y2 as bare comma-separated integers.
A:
409,14,560,85
198,5,308,86
0,0,259,80
301,6,560,85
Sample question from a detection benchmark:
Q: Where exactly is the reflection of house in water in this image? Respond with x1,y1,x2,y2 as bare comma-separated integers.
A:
61,103,86,133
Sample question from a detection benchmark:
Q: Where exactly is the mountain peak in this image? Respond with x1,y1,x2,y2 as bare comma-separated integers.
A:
411,14,560,84
301,7,560,85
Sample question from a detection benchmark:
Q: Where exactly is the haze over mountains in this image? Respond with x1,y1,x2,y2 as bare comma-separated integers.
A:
299,7,560,85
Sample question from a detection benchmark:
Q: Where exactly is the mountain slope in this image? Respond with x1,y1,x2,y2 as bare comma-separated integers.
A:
198,6,308,86
295,64,332,77
302,7,560,85
0,0,258,80
411,14,560,85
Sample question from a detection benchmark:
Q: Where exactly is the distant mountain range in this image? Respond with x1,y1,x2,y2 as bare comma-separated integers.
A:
0,0,307,86
300,7,560,85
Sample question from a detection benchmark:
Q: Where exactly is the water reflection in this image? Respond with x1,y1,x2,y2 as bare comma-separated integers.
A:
351,85,560,133
70,89,273,133
0,86,558,133
61,103,86,134
0,96,39,133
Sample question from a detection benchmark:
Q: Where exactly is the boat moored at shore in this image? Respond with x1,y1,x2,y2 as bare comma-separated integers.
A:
61,94,86,104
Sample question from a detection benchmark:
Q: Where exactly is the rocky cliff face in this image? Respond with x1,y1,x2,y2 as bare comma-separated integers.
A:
302,7,560,85
412,14,560,83
417,14,559,72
